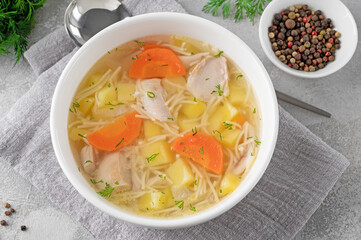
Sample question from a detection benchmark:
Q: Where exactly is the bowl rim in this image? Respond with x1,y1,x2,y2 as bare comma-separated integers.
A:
259,0,358,78
51,12,279,229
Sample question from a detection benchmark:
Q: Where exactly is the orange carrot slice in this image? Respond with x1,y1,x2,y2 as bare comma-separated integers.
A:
171,132,224,175
87,111,142,152
234,114,246,126
129,47,185,79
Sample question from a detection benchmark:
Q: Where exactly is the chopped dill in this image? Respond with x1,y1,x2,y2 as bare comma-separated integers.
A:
78,133,86,139
189,203,196,212
146,153,160,163
97,183,114,198
147,91,155,98
214,50,223,58
175,200,184,210
134,40,145,47
192,127,198,136
115,138,124,148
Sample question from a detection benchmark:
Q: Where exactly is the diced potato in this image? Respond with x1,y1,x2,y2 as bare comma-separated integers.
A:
78,97,95,115
208,102,239,132
219,172,241,197
178,114,200,133
180,98,206,119
138,188,174,211
220,129,242,147
163,76,186,94
96,86,117,107
117,83,135,102
227,79,247,105
141,141,175,166
143,120,163,139
86,73,103,87
69,128,88,141
166,159,195,186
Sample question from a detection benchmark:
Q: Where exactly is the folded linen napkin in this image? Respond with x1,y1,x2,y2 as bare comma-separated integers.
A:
0,1,349,239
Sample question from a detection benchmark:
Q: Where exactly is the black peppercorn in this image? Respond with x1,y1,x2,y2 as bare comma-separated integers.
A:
21,225,27,231
0,220,6,226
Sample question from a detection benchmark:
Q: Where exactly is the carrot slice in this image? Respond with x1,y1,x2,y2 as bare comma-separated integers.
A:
171,132,224,174
234,114,246,126
87,111,142,152
129,47,185,79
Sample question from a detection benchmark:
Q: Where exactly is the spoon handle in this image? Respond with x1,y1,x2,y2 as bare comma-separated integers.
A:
275,90,331,118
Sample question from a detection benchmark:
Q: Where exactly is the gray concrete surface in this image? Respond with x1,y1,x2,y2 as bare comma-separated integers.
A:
0,0,360,239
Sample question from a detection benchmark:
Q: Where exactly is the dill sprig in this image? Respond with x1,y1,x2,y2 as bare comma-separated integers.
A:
97,183,114,198
0,0,48,64
202,0,271,23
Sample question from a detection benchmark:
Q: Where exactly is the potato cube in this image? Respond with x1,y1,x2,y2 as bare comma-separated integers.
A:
141,141,175,166
166,159,195,186
178,114,200,133
227,79,247,106
180,98,206,119
220,129,242,147
69,128,88,141
163,76,187,94
78,97,95,115
117,83,135,102
208,102,239,132
96,86,117,107
219,172,241,196
143,120,163,139
138,188,174,211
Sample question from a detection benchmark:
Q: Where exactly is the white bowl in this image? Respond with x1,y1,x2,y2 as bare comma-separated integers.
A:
50,13,279,229
259,0,358,78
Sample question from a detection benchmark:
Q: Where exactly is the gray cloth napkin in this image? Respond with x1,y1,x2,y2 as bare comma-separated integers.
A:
0,1,349,240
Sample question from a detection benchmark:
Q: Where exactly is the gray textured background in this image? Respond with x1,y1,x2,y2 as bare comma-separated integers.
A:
0,0,360,239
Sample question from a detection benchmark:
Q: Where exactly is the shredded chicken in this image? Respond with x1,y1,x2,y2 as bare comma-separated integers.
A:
96,152,132,190
232,144,253,175
187,56,229,101
179,52,209,69
139,78,172,121
80,145,96,174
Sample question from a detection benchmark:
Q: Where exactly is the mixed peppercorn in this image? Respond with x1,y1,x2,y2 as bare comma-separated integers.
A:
268,4,341,72
1,201,27,231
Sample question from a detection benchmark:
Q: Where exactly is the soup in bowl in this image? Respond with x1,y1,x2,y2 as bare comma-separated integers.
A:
51,13,278,228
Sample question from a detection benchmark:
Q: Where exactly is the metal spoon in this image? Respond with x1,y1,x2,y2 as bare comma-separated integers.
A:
64,0,331,118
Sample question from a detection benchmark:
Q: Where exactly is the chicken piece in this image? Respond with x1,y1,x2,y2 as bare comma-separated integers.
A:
179,52,209,69
140,78,172,121
80,145,96,174
96,151,131,190
187,56,229,101
232,144,254,175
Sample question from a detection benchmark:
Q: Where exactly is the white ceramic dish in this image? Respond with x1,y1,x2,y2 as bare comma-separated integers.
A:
51,13,279,229
259,0,358,78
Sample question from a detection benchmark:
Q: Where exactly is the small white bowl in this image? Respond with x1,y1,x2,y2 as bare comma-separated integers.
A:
51,13,279,229
259,0,358,78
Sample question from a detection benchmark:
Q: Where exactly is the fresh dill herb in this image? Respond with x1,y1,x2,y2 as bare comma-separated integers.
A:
214,50,223,58
161,191,165,194
223,122,233,130
205,78,210,80
216,84,224,96
78,133,86,139
115,88,118,91
78,167,80,172
158,174,164,178
199,146,204,154
146,153,160,163
105,102,124,107
247,136,253,140
189,203,196,212
109,108,114,110
71,102,80,113
147,91,155,98
107,51,110,54
179,142,183,145
146,58,151,61
107,83,111,88
220,189,223,193
194,180,198,185
115,138,124,148
84,160,92,164
254,140,261,145
134,40,145,47
69,108,73,113
213,130,223,141
175,200,184,210
146,208,149,211
132,55,138,60
193,97,197,102
124,121,127,125
202,0,272,23
183,147,186,152
253,108,256,113
115,48,118,51
90,179,104,184
160,64,168,67
251,152,253,156
97,183,114,198
114,181,119,185
168,117,174,121
237,74,243,78
0,0,48,64
192,127,198,136
191,52,195,55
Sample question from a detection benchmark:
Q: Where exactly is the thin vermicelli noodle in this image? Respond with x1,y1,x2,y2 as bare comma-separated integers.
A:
67,35,261,218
